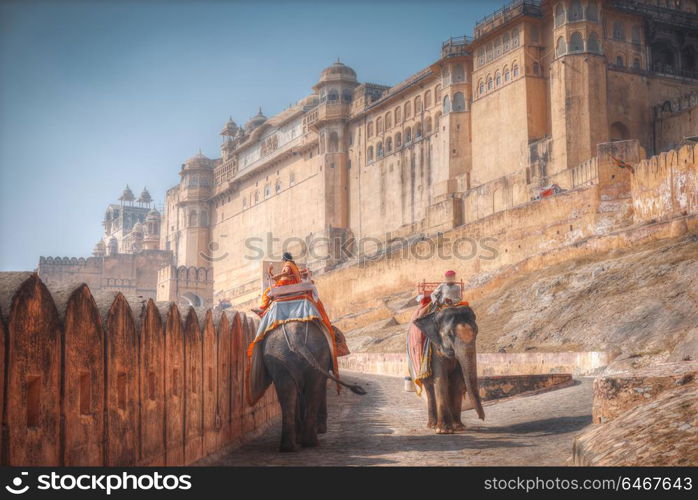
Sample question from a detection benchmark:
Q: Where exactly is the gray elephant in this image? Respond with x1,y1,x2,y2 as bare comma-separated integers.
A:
413,306,485,433
262,321,365,452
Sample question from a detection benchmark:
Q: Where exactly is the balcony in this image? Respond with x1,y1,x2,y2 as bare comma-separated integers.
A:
441,36,472,58
474,0,542,40
313,102,352,126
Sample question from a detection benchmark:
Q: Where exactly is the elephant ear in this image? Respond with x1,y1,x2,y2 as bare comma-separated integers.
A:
414,312,443,349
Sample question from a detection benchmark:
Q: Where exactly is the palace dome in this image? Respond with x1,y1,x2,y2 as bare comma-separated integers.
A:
146,208,161,220
221,117,239,136
245,108,267,130
183,151,211,169
317,60,357,86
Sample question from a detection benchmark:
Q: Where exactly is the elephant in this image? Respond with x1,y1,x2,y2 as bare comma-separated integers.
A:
262,320,366,452
413,306,485,434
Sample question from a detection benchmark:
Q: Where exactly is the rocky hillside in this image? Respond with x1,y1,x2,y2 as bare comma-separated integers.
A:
341,234,698,368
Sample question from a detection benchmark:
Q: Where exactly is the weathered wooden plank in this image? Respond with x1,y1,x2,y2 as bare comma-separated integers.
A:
138,299,165,466
63,284,104,466
104,293,138,466
6,274,61,465
164,304,184,466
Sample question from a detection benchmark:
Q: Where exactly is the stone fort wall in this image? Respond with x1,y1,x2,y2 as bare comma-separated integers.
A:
0,273,278,466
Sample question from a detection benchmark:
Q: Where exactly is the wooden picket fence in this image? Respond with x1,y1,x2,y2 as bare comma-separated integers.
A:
0,273,279,466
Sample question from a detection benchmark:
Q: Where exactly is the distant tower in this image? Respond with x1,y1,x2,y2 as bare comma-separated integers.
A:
220,117,239,163
177,151,214,267
311,60,358,231
549,1,608,173
92,240,106,257
107,236,118,256
119,185,136,205
137,187,153,207
143,208,161,250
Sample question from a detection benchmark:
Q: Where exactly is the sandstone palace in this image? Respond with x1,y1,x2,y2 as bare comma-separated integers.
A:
39,0,698,311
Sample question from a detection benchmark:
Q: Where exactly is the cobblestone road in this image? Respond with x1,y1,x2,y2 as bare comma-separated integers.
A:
201,372,593,466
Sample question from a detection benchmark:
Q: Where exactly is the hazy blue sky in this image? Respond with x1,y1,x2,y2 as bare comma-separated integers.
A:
0,0,496,271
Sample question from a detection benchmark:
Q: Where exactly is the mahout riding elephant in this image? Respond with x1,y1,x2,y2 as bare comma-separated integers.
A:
262,321,365,452
413,306,485,433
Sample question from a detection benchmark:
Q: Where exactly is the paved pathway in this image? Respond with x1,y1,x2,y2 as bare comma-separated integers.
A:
201,372,593,466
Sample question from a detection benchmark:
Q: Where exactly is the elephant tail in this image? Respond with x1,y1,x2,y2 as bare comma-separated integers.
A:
282,324,366,395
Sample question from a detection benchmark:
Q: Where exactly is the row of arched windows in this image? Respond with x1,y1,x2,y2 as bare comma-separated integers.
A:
611,21,642,44
475,26,521,69
241,171,296,209
556,32,602,57
476,61,522,97
366,114,440,163
554,1,599,27
442,92,466,113
366,84,441,139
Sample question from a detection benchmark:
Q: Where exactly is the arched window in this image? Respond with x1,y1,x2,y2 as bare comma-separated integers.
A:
328,131,339,152
443,95,451,114
586,1,598,21
633,57,641,70
328,89,339,101
555,3,565,27
415,95,423,113
200,211,208,226
264,184,271,198
424,90,432,108
342,88,353,103
495,71,502,86
276,180,282,193
367,122,373,138
478,79,485,95
556,36,567,57
569,0,583,21
512,64,519,77
435,84,441,102
394,106,401,124
254,191,259,203
452,63,465,82
415,122,423,138
587,32,601,53
616,54,624,67
376,141,384,157
289,171,296,185
486,42,494,61
395,132,402,148
495,38,502,57
189,210,198,227
385,112,392,130
613,21,625,41
681,46,696,74
404,101,412,119
386,136,393,152
424,115,432,134
452,92,466,111
631,25,641,44
651,40,676,73
503,32,510,51
570,32,584,53
487,76,493,90
367,146,374,162
435,112,441,130
477,47,485,66
504,66,510,81
511,26,520,47
376,116,383,134
405,126,412,143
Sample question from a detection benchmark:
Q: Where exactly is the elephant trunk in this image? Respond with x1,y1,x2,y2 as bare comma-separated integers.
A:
456,346,485,420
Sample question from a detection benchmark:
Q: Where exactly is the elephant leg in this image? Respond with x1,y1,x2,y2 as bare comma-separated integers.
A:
450,367,466,431
300,374,324,447
317,379,328,434
423,379,437,429
433,359,454,434
273,375,301,452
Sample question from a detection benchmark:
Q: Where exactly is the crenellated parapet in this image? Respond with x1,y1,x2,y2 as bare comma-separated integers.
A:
0,273,278,466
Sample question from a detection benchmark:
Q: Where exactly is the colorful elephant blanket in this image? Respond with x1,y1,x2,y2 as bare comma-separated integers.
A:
246,295,339,406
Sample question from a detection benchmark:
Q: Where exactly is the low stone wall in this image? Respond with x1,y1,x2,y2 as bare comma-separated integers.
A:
339,351,614,377
591,362,697,423
463,374,574,410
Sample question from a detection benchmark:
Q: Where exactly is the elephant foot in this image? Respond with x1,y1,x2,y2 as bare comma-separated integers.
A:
427,420,436,429
452,422,466,432
317,422,327,434
301,436,319,448
435,424,454,434
279,440,300,453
